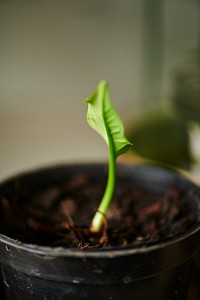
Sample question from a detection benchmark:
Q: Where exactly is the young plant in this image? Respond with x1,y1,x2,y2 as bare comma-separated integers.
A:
85,80,133,233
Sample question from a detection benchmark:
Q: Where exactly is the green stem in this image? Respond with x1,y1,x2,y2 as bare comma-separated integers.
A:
90,130,116,233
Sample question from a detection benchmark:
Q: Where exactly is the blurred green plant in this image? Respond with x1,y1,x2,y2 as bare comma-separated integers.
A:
128,111,191,169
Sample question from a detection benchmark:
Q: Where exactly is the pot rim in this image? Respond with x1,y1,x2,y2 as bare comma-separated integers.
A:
0,220,199,258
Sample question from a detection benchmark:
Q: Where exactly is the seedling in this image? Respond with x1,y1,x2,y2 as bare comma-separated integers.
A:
85,80,132,233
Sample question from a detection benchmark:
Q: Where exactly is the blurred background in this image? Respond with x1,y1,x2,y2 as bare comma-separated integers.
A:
0,0,199,180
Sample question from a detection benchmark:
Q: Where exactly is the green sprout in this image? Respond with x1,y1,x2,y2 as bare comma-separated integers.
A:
85,80,133,233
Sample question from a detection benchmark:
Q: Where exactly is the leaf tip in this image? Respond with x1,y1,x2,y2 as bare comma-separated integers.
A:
84,97,89,103
98,79,108,90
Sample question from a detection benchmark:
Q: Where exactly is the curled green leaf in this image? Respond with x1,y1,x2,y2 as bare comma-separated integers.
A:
85,80,132,158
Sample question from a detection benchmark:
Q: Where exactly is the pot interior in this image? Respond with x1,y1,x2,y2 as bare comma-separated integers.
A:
0,163,199,249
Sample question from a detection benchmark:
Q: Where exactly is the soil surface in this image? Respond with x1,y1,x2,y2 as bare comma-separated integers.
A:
0,171,198,249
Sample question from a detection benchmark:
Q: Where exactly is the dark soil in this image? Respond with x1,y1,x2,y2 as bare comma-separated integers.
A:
0,171,198,249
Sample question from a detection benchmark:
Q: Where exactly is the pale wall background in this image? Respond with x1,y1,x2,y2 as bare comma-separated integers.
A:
0,0,199,180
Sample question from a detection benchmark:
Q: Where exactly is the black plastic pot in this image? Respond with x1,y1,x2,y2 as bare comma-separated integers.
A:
0,163,200,300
